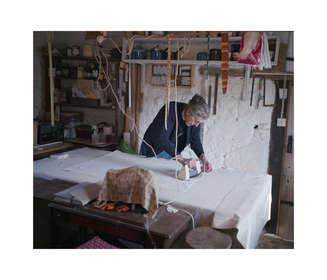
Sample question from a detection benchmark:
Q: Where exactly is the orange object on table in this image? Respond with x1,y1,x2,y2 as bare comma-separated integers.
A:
116,205,130,213
106,203,115,210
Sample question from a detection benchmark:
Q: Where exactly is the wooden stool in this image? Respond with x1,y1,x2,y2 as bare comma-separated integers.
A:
186,227,232,249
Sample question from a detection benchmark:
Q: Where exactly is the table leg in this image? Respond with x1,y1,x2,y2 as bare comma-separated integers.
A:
78,226,88,245
50,207,59,248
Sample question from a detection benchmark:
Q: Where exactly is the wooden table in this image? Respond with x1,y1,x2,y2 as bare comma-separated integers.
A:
67,137,118,151
34,178,198,249
33,142,80,161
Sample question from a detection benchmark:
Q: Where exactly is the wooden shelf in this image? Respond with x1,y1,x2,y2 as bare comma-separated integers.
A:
123,59,245,68
59,103,115,110
129,36,242,43
55,77,99,81
45,54,121,62
122,35,280,67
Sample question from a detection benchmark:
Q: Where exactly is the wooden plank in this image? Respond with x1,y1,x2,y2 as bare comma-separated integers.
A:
277,203,294,240
33,143,78,160
266,80,290,233
123,59,245,68
276,81,294,234
134,64,141,150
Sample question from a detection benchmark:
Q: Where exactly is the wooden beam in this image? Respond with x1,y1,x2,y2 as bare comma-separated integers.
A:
266,80,290,233
134,64,141,151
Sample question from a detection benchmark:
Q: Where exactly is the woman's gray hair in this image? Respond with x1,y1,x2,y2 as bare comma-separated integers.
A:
186,94,210,120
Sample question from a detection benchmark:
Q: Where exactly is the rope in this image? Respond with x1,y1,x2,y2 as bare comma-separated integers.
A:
94,46,157,158
165,36,172,130
96,34,200,231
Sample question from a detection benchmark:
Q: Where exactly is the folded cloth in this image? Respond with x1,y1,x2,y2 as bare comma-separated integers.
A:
97,166,159,218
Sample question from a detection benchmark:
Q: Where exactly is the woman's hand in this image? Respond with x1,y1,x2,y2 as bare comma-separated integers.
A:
176,155,197,169
200,154,213,173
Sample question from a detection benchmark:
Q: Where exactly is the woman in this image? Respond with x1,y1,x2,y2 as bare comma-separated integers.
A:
139,94,212,172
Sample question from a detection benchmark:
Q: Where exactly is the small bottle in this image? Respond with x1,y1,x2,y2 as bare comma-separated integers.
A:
91,125,99,144
70,117,77,139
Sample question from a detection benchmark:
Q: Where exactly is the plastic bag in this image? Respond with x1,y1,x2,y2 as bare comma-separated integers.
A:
238,32,262,65
119,139,136,154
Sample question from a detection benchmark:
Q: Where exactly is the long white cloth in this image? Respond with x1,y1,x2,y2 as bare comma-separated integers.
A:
34,148,271,248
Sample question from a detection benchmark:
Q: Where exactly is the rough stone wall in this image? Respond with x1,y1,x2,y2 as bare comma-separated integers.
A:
139,65,275,174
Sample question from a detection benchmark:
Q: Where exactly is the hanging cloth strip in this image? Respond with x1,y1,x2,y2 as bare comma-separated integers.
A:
257,32,272,70
221,32,229,94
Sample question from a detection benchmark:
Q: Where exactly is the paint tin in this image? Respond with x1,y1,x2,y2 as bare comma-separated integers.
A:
209,49,221,60
197,52,209,60
150,49,163,60
131,47,147,59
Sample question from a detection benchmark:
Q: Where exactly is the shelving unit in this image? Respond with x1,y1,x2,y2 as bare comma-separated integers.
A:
122,35,280,67
44,54,120,111
43,53,123,139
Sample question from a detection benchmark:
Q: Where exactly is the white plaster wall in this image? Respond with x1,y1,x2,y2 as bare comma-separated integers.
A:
139,65,275,174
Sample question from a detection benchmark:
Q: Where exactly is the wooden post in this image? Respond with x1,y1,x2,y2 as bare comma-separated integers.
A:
134,64,141,151
47,32,55,126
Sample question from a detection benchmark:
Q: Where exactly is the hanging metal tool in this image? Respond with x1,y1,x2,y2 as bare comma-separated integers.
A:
277,76,287,127
213,74,219,115
208,85,212,113
241,65,251,101
251,74,275,108
255,78,263,109
206,33,210,80
250,75,256,107
262,76,274,107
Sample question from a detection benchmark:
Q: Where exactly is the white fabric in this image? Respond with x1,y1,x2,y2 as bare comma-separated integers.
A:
258,32,272,70
34,148,271,248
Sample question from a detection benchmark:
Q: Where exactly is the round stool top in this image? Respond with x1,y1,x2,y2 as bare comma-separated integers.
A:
186,227,232,249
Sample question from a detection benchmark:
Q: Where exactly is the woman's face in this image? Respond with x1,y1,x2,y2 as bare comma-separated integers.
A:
184,109,205,127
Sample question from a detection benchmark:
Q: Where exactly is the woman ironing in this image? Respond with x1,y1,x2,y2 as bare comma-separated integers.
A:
139,94,212,172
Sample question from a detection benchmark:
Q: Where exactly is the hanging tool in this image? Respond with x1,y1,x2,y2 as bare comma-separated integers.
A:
208,85,212,113
255,83,263,109
125,63,132,132
123,64,132,146
241,65,251,101
250,75,255,106
262,76,274,107
254,77,264,109
277,76,287,127
213,74,219,115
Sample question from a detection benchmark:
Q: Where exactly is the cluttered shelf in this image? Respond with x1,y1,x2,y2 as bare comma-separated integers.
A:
126,35,243,43
49,55,121,62
122,35,280,67
59,102,115,110
123,59,245,67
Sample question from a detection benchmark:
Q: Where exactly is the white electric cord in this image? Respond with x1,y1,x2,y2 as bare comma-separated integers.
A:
94,46,157,158
95,42,198,231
